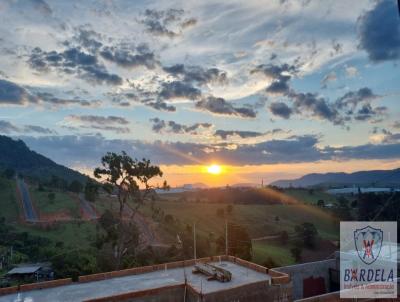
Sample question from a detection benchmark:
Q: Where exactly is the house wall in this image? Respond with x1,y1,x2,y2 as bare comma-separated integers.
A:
274,259,337,300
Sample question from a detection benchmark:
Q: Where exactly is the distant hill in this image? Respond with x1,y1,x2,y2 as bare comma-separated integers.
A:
270,168,400,188
0,135,87,183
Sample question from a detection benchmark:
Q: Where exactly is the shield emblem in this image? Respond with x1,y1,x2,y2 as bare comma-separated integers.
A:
354,225,383,265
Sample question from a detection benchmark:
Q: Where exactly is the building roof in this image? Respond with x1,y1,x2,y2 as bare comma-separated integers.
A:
6,266,42,275
0,260,273,302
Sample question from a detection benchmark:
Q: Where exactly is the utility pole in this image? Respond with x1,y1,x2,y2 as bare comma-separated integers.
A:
225,220,228,255
193,222,196,261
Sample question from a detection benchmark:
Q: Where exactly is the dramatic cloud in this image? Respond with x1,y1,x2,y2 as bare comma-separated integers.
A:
64,115,130,134
150,118,212,134
23,125,56,134
269,102,293,119
66,115,129,125
196,96,257,118
358,0,400,62
251,63,297,95
100,44,158,69
0,120,20,134
335,87,379,109
0,79,38,105
214,130,264,139
141,9,197,38
28,47,122,85
20,134,400,167
163,64,227,86
0,120,55,134
159,81,202,100
36,92,100,107
289,91,342,124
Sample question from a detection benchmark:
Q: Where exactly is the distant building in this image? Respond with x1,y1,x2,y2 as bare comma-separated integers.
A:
327,187,400,195
5,263,53,283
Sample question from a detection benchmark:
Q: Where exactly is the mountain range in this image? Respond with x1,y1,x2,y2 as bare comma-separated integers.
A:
271,168,400,188
0,135,87,183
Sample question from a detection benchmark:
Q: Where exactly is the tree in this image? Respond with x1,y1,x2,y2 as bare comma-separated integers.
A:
279,230,289,245
295,222,318,249
84,180,99,202
290,246,302,262
3,168,15,179
94,151,167,269
226,223,252,260
69,180,83,194
48,192,55,203
317,199,325,207
226,204,234,215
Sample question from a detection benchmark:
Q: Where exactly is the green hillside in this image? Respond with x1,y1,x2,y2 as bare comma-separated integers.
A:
0,176,19,221
0,135,87,183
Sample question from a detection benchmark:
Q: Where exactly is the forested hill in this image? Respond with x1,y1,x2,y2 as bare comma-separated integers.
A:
0,135,87,183
271,168,400,188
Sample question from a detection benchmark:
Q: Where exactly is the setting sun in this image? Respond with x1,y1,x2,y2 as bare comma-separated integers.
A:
207,164,222,175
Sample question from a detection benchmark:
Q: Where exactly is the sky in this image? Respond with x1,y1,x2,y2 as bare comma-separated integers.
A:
0,0,399,187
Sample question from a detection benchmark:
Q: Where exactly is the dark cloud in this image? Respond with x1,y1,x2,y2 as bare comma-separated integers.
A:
0,79,38,105
358,0,400,62
269,102,293,119
109,92,176,112
100,44,158,69
0,120,55,135
163,64,227,86
142,9,197,38
23,125,56,134
335,87,379,109
66,115,129,125
181,18,197,28
195,96,257,118
354,104,387,121
0,120,20,134
251,63,297,95
214,130,264,139
36,92,100,107
289,91,342,124
71,28,103,53
159,81,202,100
65,115,130,134
28,47,122,86
150,118,211,134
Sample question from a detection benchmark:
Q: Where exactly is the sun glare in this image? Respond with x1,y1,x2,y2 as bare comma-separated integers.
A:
207,164,222,175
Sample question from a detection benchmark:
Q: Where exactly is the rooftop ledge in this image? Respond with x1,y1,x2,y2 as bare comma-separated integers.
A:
0,255,290,302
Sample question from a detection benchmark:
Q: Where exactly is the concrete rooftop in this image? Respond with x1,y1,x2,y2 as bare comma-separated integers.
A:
0,261,272,302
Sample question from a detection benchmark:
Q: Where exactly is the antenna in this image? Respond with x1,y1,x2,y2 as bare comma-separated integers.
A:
225,220,228,255
193,222,196,261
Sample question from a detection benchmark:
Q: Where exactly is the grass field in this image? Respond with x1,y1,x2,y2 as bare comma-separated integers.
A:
0,177,19,221
30,188,80,218
15,221,96,249
252,241,295,266
282,188,338,205
141,200,339,241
